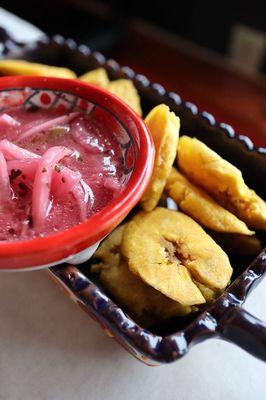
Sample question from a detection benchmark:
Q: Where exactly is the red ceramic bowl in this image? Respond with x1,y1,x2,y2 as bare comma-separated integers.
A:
0,76,154,270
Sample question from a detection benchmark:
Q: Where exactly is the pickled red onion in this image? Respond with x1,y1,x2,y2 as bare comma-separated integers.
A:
51,165,81,197
32,146,72,230
7,159,39,189
19,112,80,142
1,140,90,224
0,139,39,160
0,150,11,198
0,113,20,128
71,179,94,221
1,139,81,187
103,177,121,192
71,118,104,153
7,158,39,176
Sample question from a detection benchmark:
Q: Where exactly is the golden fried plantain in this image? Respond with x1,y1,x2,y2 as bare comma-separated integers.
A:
79,68,109,88
193,281,218,303
140,105,180,211
107,79,142,115
100,262,193,321
231,190,266,230
178,136,266,230
93,224,126,268
0,59,76,78
166,168,253,235
122,208,232,304
92,225,193,321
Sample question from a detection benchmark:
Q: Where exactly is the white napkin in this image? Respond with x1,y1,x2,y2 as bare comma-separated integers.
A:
0,7,44,42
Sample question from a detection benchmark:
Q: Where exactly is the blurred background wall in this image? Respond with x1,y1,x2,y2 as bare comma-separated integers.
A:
1,0,265,145
1,0,266,75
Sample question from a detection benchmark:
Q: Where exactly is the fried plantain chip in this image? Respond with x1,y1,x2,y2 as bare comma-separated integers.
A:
140,105,180,211
107,79,142,115
178,136,266,230
122,208,232,304
166,168,253,235
100,262,194,321
94,224,126,268
233,190,266,230
193,281,218,303
92,225,193,322
79,68,109,88
0,59,76,78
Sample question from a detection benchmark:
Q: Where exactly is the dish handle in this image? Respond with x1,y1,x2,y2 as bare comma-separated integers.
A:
219,305,266,362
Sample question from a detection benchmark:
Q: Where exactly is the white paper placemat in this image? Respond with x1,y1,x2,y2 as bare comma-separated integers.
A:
0,270,265,400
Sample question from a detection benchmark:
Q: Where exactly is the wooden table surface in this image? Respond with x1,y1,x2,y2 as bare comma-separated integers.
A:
113,21,266,147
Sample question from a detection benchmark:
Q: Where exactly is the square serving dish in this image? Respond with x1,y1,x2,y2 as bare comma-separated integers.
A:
2,34,266,365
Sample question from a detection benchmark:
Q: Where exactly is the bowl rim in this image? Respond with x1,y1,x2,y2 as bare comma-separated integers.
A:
0,76,154,270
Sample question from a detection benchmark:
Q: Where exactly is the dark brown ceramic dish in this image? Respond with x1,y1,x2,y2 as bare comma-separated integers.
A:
2,34,266,365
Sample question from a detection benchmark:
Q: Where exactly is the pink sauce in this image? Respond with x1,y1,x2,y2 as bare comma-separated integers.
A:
0,107,125,241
